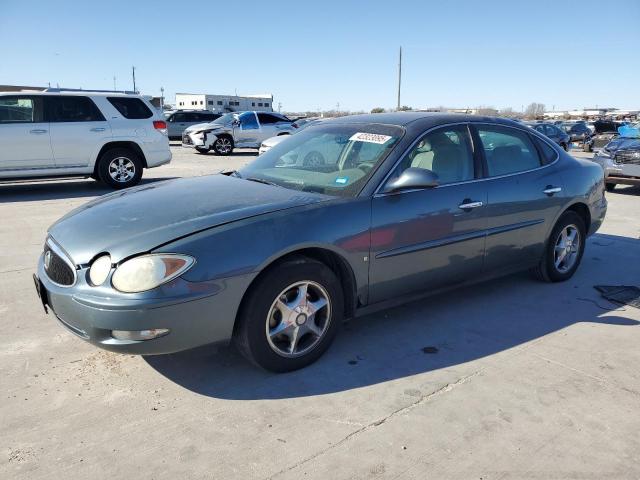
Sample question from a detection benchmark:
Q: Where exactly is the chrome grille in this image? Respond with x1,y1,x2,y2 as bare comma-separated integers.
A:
614,150,640,165
43,241,76,287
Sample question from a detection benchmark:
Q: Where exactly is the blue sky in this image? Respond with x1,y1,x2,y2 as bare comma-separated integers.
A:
1,0,638,112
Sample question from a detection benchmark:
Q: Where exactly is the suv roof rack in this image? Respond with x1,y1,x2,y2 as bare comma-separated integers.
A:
44,88,138,94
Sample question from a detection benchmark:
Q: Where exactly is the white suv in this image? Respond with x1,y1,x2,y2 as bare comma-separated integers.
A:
0,91,171,189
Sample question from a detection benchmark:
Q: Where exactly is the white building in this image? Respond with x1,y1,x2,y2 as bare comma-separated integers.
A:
175,93,274,113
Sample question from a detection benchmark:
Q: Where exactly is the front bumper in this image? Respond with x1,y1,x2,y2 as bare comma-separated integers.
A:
182,131,217,149
35,254,251,355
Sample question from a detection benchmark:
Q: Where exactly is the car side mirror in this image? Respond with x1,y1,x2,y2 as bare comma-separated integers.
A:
382,167,439,193
232,119,240,127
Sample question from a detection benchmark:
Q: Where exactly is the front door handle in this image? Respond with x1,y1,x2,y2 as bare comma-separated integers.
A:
30,129,48,134
90,127,106,132
458,200,483,210
543,186,562,195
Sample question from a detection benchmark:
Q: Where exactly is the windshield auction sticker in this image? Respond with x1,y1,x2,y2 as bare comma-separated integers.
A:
349,132,392,144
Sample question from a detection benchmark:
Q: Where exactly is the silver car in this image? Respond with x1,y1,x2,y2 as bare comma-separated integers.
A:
165,110,220,139
182,111,295,155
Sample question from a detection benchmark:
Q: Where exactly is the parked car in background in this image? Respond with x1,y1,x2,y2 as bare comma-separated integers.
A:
35,113,606,372
182,111,295,155
584,120,622,152
561,122,592,151
591,122,640,191
258,118,324,155
0,91,171,189
527,122,571,150
166,110,221,139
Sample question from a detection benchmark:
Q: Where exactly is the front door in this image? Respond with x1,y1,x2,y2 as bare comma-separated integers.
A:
234,112,261,147
0,95,53,172
472,124,566,272
47,96,111,168
368,124,487,303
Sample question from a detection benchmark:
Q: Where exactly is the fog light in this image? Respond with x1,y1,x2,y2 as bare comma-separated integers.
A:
111,329,169,341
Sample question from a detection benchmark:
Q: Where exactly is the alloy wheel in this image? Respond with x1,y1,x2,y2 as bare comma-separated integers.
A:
108,157,136,183
215,138,232,154
554,224,580,273
265,281,331,358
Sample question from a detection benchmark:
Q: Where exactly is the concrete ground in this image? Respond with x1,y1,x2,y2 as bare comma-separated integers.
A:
1,145,639,479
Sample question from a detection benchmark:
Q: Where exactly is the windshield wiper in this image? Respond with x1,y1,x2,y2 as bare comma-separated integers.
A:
245,177,282,188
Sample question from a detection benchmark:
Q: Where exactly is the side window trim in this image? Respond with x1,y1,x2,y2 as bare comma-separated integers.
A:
472,122,552,179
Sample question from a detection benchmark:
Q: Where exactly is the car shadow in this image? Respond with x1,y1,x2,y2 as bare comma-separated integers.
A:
0,176,178,203
610,184,640,196
145,233,639,400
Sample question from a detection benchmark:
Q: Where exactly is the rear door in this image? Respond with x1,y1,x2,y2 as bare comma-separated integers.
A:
368,124,487,303
0,95,53,172
257,113,290,142
47,96,111,168
471,124,566,272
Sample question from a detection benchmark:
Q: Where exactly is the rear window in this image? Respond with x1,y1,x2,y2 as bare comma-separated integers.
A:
107,97,153,119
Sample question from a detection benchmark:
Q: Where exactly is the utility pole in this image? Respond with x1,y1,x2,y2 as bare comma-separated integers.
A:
277,102,282,112
160,87,164,111
113,76,117,92
132,66,137,93
397,46,402,111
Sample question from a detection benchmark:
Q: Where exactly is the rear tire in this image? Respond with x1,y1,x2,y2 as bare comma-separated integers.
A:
213,136,234,156
531,211,585,282
97,148,143,189
195,147,210,154
605,183,616,192
234,257,343,372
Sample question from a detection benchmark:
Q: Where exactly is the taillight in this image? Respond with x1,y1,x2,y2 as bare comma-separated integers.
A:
153,120,167,130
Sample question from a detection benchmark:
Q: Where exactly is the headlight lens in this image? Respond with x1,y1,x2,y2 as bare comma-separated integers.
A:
89,254,112,286
111,254,195,293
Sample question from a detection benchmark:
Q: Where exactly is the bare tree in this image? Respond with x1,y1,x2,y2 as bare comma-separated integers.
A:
371,107,385,114
524,102,546,119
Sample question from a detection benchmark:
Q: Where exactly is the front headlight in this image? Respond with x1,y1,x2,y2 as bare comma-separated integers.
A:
111,254,195,293
89,254,112,286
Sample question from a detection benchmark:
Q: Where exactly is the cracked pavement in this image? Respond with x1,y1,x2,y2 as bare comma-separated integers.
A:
1,147,639,479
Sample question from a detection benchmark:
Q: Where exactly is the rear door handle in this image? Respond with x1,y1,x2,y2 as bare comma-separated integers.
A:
30,129,47,134
90,127,106,132
543,186,562,195
458,200,483,210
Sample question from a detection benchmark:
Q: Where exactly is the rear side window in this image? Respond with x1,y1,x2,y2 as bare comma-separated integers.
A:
477,126,542,176
107,97,153,119
0,96,44,123
258,113,290,124
533,136,558,164
47,96,105,122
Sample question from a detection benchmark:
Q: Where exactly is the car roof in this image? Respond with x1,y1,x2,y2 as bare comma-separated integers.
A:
321,112,525,129
0,90,145,98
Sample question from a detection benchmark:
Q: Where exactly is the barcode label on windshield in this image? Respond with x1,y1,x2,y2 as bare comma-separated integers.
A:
349,132,392,144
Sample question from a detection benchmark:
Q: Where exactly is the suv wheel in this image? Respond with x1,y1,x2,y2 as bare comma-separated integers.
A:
531,211,585,282
234,257,343,372
195,147,210,154
213,136,233,156
97,148,143,189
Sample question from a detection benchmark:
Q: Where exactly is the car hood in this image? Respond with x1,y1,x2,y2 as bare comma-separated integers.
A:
605,137,640,152
262,135,288,147
48,175,330,265
185,122,229,133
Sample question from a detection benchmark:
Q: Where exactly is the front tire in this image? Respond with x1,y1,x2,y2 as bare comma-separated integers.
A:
531,211,585,282
234,257,343,372
97,148,143,189
213,136,233,156
195,146,210,154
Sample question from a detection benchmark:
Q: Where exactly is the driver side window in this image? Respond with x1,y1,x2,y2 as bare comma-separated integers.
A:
396,125,475,184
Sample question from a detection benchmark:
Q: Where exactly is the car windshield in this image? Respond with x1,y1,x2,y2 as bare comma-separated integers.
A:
238,123,404,197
